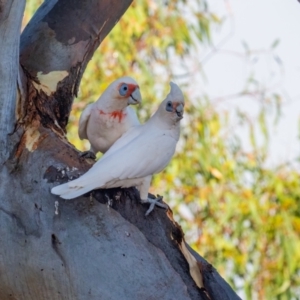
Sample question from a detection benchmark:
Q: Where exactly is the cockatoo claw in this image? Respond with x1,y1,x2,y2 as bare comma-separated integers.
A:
79,151,96,160
141,196,168,216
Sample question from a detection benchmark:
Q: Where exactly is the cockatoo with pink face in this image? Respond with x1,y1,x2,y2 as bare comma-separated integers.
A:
52,82,184,215
78,76,141,158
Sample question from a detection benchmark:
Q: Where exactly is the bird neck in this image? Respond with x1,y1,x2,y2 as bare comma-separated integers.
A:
95,97,127,113
149,112,180,131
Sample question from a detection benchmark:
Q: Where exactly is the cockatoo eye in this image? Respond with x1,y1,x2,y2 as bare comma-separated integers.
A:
119,84,128,96
165,101,173,112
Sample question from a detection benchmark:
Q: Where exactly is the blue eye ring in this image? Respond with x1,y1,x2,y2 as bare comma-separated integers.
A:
119,84,128,96
165,101,173,112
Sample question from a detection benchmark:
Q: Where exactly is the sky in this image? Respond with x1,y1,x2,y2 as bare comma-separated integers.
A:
195,0,300,167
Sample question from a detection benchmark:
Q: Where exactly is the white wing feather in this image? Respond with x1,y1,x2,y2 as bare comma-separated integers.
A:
78,103,93,140
51,125,177,199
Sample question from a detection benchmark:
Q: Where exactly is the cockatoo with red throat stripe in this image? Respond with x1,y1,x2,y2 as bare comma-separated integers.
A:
52,82,184,215
78,76,141,158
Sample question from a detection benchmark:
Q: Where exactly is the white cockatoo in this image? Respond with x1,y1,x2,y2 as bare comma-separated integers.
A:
52,82,184,215
78,76,142,158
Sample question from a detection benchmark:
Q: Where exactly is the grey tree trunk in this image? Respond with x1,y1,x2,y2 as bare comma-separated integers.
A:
0,1,240,299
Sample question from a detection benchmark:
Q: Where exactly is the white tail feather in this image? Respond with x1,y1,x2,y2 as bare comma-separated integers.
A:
58,185,94,200
51,182,72,195
51,168,109,199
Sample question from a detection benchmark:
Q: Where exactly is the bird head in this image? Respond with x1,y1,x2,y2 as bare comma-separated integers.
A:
157,82,185,125
112,76,142,106
96,77,142,112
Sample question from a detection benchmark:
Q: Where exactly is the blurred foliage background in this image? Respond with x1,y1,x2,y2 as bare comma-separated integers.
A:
24,1,300,299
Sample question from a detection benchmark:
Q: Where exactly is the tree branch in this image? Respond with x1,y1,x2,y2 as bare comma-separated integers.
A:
0,0,25,164
0,122,241,298
20,0,133,132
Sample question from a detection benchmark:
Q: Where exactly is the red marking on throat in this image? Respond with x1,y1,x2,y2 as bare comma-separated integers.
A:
99,109,126,122
111,110,127,122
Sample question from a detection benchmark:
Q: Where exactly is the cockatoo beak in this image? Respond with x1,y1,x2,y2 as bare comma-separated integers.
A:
128,85,142,105
175,103,184,119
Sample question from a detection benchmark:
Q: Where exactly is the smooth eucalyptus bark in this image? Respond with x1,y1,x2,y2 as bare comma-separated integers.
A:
0,0,26,164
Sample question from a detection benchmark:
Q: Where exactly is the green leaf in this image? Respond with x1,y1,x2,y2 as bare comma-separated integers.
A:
271,38,280,49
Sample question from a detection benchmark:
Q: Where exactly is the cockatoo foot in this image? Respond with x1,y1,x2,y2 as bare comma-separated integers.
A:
79,151,96,160
141,196,168,216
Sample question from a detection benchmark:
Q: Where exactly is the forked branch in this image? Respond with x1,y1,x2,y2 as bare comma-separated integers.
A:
19,0,133,132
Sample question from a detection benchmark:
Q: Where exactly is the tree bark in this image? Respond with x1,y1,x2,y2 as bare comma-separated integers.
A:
0,0,26,164
0,1,241,299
